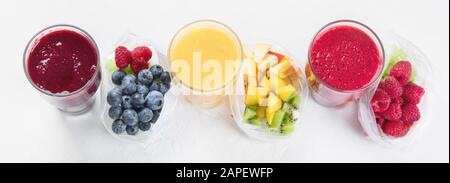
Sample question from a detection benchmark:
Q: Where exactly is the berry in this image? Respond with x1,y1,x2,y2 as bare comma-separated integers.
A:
112,119,127,134
371,89,391,113
122,75,137,95
131,93,146,108
107,87,123,106
389,61,412,86
131,60,149,74
160,71,171,85
375,113,385,127
115,46,132,69
150,65,163,78
138,108,153,123
402,82,425,104
379,76,403,98
160,83,170,95
137,69,153,85
111,70,126,85
126,125,139,135
108,106,122,120
149,81,160,91
391,97,404,106
131,46,152,64
401,103,421,126
382,102,402,121
150,110,160,123
145,91,164,110
122,95,133,109
137,84,149,97
383,120,409,137
122,109,138,126
138,122,151,131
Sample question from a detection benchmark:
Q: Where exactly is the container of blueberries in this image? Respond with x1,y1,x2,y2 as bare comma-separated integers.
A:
100,33,178,146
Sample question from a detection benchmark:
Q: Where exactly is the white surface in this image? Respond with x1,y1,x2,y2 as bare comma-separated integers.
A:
0,0,448,162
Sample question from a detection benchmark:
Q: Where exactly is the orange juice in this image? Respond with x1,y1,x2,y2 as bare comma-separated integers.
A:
169,20,242,107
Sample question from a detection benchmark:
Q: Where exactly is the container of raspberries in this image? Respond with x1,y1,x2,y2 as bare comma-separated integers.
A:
229,42,308,141
101,33,178,145
358,32,434,147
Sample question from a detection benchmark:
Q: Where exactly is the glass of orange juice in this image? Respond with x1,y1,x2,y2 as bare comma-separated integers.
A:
168,20,243,108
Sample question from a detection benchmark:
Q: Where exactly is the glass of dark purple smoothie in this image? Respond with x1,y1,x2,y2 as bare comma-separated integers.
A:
23,25,101,114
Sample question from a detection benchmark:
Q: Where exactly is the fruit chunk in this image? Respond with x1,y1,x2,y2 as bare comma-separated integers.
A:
269,76,287,94
259,75,269,89
382,101,402,121
243,106,257,121
270,58,298,78
401,103,421,126
278,84,296,101
269,110,285,128
256,106,266,119
266,93,282,114
256,87,270,105
253,43,271,62
242,58,257,87
115,46,132,69
287,93,301,109
245,85,258,106
267,51,285,62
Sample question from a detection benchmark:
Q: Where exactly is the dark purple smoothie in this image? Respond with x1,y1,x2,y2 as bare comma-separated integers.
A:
25,26,101,113
27,29,98,93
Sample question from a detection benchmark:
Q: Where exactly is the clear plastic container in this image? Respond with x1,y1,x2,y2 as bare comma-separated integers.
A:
229,42,309,141
100,33,179,146
357,32,435,148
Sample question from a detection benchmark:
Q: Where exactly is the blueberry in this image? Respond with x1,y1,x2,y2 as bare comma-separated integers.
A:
112,119,127,134
107,87,123,106
122,109,138,126
122,74,136,84
122,75,137,94
137,84,149,97
122,81,137,95
160,71,171,85
112,70,126,85
160,82,170,94
150,110,160,123
137,69,153,85
122,95,133,109
150,65,163,78
138,108,153,123
149,81,160,91
131,93,146,108
145,91,164,110
138,121,151,131
126,125,139,135
108,106,122,120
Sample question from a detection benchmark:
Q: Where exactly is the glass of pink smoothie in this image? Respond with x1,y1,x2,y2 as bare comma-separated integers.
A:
306,20,384,107
23,25,101,114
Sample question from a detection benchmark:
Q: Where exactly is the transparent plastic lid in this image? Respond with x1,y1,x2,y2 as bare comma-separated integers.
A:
357,32,436,148
229,42,309,141
100,33,179,147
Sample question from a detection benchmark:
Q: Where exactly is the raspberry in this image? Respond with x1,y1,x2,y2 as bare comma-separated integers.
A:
131,46,152,64
391,97,404,106
115,46,132,69
379,76,403,98
131,60,149,74
375,113,385,127
382,101,402,121
371,89,391,113
383,120,409,137
401,103,421,126
402,82,425,104
389,61,412,86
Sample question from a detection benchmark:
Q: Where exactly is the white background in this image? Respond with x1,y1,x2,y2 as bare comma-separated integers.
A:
0,0,448,162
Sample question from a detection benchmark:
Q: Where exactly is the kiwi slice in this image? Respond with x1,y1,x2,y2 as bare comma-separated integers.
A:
269,110,285,129
243,107,257,122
